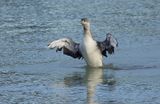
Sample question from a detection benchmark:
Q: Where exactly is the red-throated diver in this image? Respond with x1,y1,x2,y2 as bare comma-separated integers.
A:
48,18,118,67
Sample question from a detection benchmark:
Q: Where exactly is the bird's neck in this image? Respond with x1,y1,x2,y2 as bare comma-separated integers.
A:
83,26,92,38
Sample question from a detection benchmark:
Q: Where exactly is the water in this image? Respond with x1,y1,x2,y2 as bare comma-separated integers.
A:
0,0,160,104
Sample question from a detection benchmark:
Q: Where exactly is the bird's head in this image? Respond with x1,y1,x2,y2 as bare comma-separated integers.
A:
81,18,90,30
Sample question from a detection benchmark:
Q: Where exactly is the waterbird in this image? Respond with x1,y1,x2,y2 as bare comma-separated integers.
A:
48,18,118,67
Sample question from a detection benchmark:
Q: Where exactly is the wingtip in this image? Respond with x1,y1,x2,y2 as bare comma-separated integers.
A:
116,42,119,47
47,43,50,47
47,42,53,49
47,43,51,48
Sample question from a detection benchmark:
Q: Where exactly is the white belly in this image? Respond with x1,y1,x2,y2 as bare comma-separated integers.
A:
80,37,103,67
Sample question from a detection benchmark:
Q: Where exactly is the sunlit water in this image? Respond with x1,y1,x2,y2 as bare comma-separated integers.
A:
0,0,160,104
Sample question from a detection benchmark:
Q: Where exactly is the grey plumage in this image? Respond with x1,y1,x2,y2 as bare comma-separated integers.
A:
97,33,118,57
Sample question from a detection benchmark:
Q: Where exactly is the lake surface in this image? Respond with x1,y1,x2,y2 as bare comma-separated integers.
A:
0,0,160,104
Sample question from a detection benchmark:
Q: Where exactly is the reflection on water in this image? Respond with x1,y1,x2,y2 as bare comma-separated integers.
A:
1,66,160,104
86,67,116,104
86,67,103,104
64,72,84,87
64,67,116,104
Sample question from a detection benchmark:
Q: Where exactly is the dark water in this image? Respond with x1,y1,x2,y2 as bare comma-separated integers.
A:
0,0,160,104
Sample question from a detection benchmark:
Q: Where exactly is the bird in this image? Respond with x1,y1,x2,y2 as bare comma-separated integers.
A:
48,18,118,67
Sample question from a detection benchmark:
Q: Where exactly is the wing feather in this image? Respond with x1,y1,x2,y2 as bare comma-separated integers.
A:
97,33,118,57
48,38,82,59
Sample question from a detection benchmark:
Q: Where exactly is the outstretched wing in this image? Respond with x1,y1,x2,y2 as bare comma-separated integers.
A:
48,38,82,59
97,33,118,57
